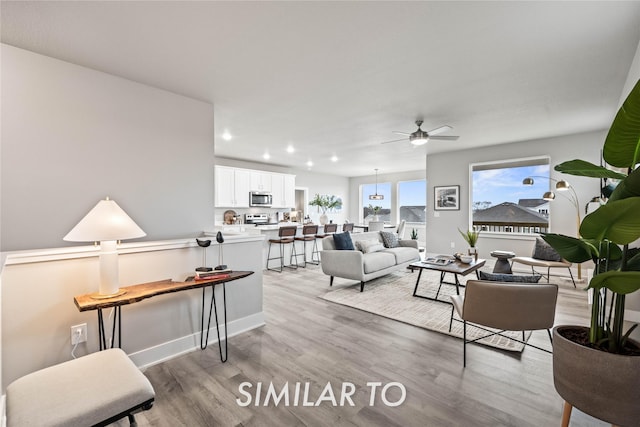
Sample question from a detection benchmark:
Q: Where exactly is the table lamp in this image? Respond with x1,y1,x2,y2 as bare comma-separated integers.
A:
64,197,146,299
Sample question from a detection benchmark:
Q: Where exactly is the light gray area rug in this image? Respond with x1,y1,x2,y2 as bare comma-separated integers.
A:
320,269,532,352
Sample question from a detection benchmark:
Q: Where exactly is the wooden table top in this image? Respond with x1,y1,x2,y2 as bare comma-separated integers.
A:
74,271,254,312
410,255,485,275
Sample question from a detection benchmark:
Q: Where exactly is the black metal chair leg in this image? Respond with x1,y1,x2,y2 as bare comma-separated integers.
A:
463,320,467,368
449,305,454,332
568,267,576,287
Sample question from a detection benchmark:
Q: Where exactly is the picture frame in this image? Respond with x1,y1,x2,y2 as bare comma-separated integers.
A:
434,185,460,211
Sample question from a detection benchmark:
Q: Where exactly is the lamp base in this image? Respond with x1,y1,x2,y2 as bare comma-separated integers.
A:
90,289,127,300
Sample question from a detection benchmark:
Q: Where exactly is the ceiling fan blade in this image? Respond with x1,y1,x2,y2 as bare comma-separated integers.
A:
429,135,459,141
392,131,411,136
381,137,408,145
426,125,452,136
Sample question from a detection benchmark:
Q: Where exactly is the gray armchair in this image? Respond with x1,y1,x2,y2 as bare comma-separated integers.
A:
449,280,558,367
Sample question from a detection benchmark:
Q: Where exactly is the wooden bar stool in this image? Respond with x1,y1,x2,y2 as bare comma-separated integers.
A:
294,225,319,267
267,226,298,272
314,223,337,263
342,223,354,233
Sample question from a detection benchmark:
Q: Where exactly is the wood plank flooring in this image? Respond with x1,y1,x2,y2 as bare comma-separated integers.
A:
118,264,610,427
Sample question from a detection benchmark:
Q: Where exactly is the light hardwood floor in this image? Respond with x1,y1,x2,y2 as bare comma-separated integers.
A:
123,264,610,427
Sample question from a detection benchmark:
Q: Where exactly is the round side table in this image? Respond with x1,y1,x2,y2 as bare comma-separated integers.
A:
490,251,516,274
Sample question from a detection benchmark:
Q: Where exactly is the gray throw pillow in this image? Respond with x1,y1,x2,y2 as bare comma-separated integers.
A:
380,231,399,248
333,232,354,250
532,237,563,261
478,270,542,283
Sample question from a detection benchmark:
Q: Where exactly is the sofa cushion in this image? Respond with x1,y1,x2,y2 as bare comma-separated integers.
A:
478,270,542,283
356,239,385,254
362,252,396,273
333,232,354,250
532,237,562,261
380,231,399,248
383,247,419,264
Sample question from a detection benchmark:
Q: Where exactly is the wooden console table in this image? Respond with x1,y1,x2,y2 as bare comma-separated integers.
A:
74,271,254,362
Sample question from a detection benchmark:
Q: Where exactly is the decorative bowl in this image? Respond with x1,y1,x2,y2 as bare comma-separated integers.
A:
459,255,473,264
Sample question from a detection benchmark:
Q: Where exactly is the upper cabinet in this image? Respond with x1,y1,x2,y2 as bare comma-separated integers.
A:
271,173,296,208
215,166,295,208
250,171,272,192
215,166,250,207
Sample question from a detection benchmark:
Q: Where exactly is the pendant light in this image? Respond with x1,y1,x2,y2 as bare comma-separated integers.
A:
369,169,384,200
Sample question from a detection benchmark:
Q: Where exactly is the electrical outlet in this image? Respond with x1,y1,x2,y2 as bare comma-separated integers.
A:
451,242,455,248
71,323,87,345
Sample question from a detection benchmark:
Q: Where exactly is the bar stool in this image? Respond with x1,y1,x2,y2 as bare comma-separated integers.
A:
314,223,338,263
294,225,319,267
342,223,354,233
267,226,298,272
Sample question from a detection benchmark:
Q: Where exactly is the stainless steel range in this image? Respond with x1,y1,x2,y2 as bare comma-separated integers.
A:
244,213,269,225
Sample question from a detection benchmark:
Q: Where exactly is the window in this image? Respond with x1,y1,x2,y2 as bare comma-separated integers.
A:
361,182,391,222
398,180,426,223
471,157,550,234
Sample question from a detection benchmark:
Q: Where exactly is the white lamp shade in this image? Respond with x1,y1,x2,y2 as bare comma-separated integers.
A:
64,198,146,242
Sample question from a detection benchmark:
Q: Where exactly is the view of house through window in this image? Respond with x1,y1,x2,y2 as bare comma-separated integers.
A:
398,180,426,224
471,157,550,234
361,182,391,222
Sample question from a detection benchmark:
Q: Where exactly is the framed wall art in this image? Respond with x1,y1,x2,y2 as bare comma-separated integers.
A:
434,185,460,211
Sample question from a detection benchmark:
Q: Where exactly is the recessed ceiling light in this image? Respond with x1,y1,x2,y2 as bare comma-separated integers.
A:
263,153,271,160
221,131,232,141
286,145,295,153
306,160,313,168
331,155,338,162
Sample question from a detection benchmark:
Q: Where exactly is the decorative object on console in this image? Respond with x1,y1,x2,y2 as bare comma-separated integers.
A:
369,168,384,200
64,197,146,299
195,238,213,272
214,231,227,271
434,185,460,210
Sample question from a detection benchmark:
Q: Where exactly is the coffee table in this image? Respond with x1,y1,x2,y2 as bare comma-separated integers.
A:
410,255,486,304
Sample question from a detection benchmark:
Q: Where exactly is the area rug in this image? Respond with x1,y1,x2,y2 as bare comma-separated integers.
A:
320,269,531,352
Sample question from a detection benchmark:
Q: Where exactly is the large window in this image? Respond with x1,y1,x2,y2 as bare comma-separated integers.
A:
398,179,426,223
361,182,391,222
471,157,550,234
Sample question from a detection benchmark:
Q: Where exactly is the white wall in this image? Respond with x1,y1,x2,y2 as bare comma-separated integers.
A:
425,130,605,259
0,44,216,252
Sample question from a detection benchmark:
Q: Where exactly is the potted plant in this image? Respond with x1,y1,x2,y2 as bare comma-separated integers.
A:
368,204,382,221
458,227,480,259
309,194,342,225
541,79,640,426
410,229,418,240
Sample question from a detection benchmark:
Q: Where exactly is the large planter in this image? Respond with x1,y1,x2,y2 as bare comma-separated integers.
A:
553,325,640,426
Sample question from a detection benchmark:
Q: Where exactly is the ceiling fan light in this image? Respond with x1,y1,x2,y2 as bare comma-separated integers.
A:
410,136,428,146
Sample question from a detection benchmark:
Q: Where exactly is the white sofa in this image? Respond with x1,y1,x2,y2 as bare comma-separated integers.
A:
320,231,420,291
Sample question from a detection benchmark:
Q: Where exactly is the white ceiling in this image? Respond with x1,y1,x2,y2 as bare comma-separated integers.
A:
2,1,640,177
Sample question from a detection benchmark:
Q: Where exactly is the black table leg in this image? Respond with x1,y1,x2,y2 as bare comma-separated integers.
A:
97,306,121,350
200,283,229,362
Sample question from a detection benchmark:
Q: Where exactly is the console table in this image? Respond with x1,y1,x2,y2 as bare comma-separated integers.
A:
74,271,254,362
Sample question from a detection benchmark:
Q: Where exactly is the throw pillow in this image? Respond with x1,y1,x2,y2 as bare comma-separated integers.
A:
478,270,542,283
333,232,355,250
355,239,382,253
380,231,399,248
532,237,563,261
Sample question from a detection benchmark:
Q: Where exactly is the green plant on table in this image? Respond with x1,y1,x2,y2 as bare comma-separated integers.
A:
458,227,480,248
368,204,382,214
542,78,640,354
410,229,418,240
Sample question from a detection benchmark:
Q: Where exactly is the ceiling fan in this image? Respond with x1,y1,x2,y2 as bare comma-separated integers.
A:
381,120,459,146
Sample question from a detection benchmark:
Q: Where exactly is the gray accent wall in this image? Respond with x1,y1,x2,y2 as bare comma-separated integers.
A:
0,44,215,252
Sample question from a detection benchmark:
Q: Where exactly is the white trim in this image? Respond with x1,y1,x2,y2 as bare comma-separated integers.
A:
128,312,266,369
625,309,640,323
2,235,264,267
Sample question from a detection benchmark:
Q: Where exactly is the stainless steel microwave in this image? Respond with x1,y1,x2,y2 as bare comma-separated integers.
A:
250,191,272,207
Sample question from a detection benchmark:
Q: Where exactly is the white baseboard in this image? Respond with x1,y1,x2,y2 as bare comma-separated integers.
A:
127,312,265,369
625,309,640,323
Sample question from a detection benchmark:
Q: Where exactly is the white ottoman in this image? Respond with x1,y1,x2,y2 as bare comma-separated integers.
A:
6,348,155,427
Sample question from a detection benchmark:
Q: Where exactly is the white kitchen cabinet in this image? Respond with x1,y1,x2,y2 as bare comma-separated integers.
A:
271,173,296,208
215,166,250,207
250,171,272,192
